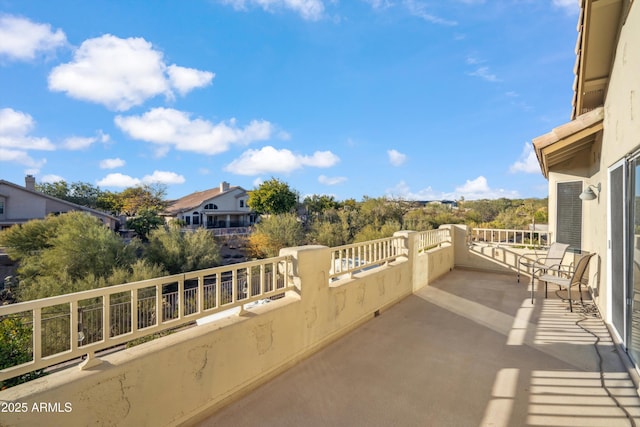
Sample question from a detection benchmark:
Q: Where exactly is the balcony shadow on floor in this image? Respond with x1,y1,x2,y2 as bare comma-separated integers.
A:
195,269,640,427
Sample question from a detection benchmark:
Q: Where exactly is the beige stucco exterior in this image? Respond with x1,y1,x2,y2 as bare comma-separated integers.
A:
0,177,118,230
163,182,254,229
537,1,639,346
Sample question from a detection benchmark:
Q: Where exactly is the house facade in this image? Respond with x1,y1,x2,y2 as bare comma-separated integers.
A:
163,181,255,230
533,1,640,368
0,176,118,231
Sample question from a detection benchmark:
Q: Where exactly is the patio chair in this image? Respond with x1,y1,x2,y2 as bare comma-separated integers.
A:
517,242,570,283
537,252,596,312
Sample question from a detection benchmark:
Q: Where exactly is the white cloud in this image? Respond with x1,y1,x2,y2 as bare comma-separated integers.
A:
318,174,347,185
48,35,213,111
0,108,55,150
387,149,407,166
509,142,540,174
468,66,500,82
454,176,519,199
224,146,340,175
97,170,185,187
167,65,215,96
552,0,579,14
303,150,340,167
0,148,46,169
0,15,66,61
363,0,393,10
99,158,126,169
142,170,186,185
41,174,65,183
97,173,141,187
403,0,457,25
466,56,484,65
387,176,519,200
63,136,96,150
98,130,111,143
115,108,274,155
220,0,325,21
386,181,448,200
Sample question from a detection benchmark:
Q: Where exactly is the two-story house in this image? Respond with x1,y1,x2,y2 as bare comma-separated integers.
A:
0,175,118,231
162,181,255,230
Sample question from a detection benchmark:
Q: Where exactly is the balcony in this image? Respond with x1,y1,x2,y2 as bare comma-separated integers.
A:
200,268,640,426
1,226,639,426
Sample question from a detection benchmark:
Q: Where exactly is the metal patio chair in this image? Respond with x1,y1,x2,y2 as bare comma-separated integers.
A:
537,252,596,312
517,242,570,284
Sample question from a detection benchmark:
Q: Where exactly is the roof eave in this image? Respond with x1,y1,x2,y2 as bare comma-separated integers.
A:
533,107,604,178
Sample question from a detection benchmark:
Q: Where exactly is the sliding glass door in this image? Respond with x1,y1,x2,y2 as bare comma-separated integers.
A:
628,159,640,365
609,161,626,342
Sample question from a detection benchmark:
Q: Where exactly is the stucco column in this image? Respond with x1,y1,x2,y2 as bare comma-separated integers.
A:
279,245,331,298
393,230,417,290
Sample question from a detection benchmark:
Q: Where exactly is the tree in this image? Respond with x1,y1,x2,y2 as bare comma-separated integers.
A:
36,181,103,208
1,317,46,389
248,178,298,215
308,220,346,247
96,190,124,215
359,197,404,229
403,209,435,231
0,212,139,300
36,180,70,200
119,184,168,216
126,208,164,241
247,214,304,258
303,194,340,222
146,224,221,274
353,220,401,243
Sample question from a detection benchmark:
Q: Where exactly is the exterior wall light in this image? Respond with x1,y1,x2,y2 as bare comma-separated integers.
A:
579,183,601,201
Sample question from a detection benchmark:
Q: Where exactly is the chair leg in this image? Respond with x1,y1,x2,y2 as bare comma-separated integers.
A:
568,286,573,312
578,283,583,304
531,279,534,304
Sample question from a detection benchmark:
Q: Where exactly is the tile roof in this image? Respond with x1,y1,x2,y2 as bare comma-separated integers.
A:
165,185,242,214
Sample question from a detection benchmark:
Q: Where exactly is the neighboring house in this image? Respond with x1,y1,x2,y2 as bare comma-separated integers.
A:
0,175,118,230
163,181,256,230
532,1,639,367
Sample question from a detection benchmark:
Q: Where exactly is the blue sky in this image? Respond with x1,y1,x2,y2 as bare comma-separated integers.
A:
0,0,578,201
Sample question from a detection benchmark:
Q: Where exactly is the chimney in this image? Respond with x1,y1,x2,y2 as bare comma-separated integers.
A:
220,181,230,192
25,175,36,191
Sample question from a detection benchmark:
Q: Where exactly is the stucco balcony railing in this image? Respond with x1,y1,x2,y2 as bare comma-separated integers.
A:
1,229,451,383
0,256,293,383
1,225,638,427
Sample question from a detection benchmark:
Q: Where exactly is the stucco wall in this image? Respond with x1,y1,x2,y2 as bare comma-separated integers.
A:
0,237,454,427
546,3,640,322
593,3,640,322
202,188,248,213
0,184,47,219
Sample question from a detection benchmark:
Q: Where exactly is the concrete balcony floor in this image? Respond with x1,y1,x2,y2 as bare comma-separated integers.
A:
196,269,640,427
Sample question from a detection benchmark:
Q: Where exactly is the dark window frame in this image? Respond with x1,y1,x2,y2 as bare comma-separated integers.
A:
556,181,583,252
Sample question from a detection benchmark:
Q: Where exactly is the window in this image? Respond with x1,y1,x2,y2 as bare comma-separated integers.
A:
0,199,4,215
556,181,582,251
184,216,190,225
240,200,244,208
204,203,218,210
193,214,200,225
